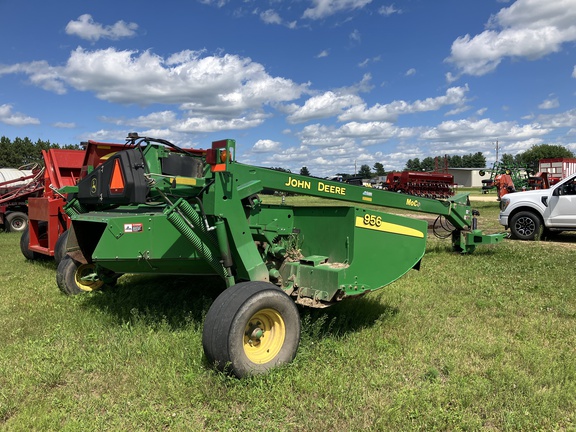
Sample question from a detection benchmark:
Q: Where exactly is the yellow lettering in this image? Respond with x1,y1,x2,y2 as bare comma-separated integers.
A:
284,176,311,190
406,198,421,208
317,182,346,196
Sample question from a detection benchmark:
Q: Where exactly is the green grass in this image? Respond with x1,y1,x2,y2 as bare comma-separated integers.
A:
1,200,575,431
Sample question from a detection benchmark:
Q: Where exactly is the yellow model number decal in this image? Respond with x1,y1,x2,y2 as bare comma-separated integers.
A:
355,214,425,238
363,213,382,227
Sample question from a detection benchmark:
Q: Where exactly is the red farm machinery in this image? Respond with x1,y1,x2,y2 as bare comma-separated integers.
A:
0,166,44,232
528,158,576,190
481,158,576,198
21,141,130,262
383,171,455,199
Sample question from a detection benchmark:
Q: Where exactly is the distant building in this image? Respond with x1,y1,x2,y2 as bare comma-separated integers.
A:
447,168,484,188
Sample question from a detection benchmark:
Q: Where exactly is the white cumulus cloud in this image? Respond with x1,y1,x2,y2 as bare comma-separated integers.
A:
0,103,40,126
447,0,576,76
303,0,372,20
252,139,282,152
538,97,559,110
65,14,138,42
287,91,364,124
339,85,470,122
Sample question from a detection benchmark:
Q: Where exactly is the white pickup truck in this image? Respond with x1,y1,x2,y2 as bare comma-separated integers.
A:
499,173,576,240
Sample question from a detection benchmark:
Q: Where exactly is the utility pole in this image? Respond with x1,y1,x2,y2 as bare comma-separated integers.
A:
495,139,499,163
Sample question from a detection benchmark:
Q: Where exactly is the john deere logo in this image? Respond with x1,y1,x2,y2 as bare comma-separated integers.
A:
90,177,98,195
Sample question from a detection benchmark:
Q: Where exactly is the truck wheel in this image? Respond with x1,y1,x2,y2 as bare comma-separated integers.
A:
202,281,300,378
54,230,69,265
6,212,28,233
509,211,542,240
56,255,104,295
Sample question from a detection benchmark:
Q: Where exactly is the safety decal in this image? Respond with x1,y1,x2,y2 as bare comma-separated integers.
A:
124,223,143,233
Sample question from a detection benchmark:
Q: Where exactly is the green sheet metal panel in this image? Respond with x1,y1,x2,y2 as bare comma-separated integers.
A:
78,208,216,275
280,206,427,301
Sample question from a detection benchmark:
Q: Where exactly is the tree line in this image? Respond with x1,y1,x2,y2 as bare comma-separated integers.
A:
0,136,80,168
405,152,486,172
299,145,574,179
499,144,574,173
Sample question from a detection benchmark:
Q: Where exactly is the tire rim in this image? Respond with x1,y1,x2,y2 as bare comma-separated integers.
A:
12,217,25,230
243,308,286,364
75,263,104,292
515,216,535,237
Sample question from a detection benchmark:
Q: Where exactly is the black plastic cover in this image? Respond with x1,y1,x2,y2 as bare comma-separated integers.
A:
77,148,148,206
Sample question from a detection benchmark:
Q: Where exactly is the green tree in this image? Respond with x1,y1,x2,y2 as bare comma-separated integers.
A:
373,162,386,176
515,144,574,172
471,152,486,168
405,158,421,171
0,136,66,168
270,167,291,173
461,152,486,168
500,153,515,166
358,164,372,178
449,155,463,168
421,157,435,172
299,166,310,176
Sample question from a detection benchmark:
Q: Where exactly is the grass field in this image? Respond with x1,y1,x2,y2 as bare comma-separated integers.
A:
0,197,575,431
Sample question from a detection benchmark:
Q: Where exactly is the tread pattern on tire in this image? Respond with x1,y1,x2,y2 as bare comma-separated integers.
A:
54,230,69,265
202,281,300,378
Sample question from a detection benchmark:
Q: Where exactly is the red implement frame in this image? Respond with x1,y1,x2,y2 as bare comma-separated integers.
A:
384,171,455,199
0,167,44,225
27,141,129,257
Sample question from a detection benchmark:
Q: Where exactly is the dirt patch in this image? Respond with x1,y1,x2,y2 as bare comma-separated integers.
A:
469,194,499,202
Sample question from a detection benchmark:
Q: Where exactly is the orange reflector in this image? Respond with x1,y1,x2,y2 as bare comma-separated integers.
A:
220,149,228,163
109,159,125,194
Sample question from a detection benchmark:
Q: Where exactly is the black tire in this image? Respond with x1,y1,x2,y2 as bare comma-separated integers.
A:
202,281,301,378
20,226,36,260
6,212,28,233
20,222,48,260
56,255,104,295
54,230,69,265
509,211,542,240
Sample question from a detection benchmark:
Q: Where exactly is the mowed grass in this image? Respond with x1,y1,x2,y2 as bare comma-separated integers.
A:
0,198,575,431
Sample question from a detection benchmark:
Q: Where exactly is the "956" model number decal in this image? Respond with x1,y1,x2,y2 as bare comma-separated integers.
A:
355,213,424,238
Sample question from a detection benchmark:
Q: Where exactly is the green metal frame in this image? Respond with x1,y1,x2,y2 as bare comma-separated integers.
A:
62,137,505,307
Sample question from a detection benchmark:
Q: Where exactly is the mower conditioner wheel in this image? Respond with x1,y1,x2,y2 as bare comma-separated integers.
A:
54,230,69,265
202,281,301,378
509,210,542,241
56,255,105,295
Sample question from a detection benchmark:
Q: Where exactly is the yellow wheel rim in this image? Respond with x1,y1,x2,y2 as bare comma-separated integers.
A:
75,263,104,292
243,308,286,364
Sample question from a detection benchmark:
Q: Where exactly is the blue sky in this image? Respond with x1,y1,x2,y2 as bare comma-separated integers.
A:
1,0,575,176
